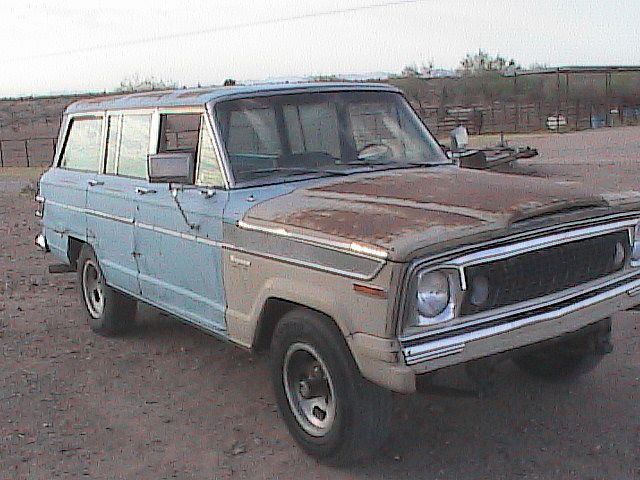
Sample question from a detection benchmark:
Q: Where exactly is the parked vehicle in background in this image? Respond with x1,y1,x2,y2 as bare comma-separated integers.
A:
35,83,640,464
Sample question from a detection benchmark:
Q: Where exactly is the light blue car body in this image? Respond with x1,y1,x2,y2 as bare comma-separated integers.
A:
37,82,397,339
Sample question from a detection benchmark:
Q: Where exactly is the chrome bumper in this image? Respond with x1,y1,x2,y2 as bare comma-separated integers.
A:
401,271,640,373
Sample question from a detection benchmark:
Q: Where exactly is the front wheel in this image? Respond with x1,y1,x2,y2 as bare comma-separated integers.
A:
270,309,392,465
77,245,136,336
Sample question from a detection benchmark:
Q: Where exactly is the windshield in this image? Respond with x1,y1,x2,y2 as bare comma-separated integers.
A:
214,90,449,186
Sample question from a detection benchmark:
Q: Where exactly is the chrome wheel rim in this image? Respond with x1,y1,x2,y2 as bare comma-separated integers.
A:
82,259,105,319
283,342,336,437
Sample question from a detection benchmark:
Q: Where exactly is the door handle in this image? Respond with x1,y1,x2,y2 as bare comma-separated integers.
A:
88,180,104,187
135,187,157,195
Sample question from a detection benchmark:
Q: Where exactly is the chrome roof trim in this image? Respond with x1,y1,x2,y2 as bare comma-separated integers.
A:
65,83,400,114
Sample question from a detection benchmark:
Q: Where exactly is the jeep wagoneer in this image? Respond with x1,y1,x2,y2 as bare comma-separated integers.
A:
35,83,640,463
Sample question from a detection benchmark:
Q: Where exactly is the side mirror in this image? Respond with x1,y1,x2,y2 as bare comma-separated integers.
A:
148,152,194,184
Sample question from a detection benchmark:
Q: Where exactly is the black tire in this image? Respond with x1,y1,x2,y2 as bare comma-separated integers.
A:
270,308,392,465
77,244,136,336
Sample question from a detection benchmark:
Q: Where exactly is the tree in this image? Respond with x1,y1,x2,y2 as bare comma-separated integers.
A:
401,63,420,78
116,74,177,93
223,78,237,86
459,49,520,75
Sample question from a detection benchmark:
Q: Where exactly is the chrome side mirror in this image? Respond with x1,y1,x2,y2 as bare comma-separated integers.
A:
148,152,194,184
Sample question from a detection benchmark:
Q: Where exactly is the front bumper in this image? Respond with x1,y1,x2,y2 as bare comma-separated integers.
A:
401,270,640,375
352,271,640,394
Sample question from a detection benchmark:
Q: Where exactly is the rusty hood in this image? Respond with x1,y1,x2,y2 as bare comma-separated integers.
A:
242,166,636,261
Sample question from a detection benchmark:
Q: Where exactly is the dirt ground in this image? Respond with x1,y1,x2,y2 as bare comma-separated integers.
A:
1,127,639,479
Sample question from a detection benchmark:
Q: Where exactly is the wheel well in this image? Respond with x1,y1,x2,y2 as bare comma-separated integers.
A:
67,237,84,270
253,298,337,352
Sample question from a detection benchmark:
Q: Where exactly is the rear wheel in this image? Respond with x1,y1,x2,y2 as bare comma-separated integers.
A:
270,309,392,465
77,245,136,335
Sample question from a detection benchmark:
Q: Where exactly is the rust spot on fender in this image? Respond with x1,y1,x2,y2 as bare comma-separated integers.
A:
269,205,478,245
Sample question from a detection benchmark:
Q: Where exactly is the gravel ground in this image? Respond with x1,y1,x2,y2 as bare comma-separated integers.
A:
1,128,639,479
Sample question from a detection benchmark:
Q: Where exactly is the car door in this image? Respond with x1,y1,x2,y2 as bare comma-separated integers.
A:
85,112,153,296
134,112,228,334
42,115,103,258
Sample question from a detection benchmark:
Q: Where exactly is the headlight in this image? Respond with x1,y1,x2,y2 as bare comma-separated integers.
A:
405,268,461,329
416,271,449,317
632,222,640,266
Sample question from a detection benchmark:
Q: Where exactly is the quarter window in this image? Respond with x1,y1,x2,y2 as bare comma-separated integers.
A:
59,117,103,172
196,118,224,187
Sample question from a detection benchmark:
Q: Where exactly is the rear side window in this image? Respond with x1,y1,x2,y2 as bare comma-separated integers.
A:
108,114,152,178
59,117,103,172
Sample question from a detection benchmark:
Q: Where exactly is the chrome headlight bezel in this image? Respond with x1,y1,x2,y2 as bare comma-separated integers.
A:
631,222,640,267
403,267,462,332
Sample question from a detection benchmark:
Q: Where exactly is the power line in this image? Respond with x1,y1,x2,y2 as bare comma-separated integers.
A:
3,0,430,64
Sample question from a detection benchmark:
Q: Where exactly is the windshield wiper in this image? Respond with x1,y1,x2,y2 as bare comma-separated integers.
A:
245,167,350,178
338,159,446,168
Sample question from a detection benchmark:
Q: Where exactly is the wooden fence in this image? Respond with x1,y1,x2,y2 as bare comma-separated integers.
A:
0,137,58,167
412,100,640,136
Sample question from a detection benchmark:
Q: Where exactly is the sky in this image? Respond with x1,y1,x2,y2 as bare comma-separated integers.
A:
0,0,639,97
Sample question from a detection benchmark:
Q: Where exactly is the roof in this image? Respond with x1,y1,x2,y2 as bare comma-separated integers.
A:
65,82,400,114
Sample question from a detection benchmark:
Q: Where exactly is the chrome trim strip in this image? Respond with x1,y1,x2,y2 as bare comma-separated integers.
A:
398,215,640,337
401,269,640,343
448,218,638,268
85,208,134,224
628,286,640,296
138,222,381,280
45,199,87,214
238,219,389,260
40,200,382,279
405,344,465,365
136,222,227,248
402,274,640,365
223,242,382,281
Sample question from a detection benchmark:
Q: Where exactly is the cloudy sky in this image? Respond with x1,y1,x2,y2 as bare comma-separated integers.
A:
1,0,638,97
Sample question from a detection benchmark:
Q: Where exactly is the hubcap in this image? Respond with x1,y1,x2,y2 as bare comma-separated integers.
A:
82,259,105,319
283,343,336,437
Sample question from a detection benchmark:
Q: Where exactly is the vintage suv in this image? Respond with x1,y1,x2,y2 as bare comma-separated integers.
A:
35,83,640,463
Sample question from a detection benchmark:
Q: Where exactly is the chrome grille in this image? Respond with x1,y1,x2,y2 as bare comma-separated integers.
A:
461,231,630,315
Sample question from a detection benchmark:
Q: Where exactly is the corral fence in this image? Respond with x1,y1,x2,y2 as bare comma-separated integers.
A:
414,100,640,136
0,137,58,167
